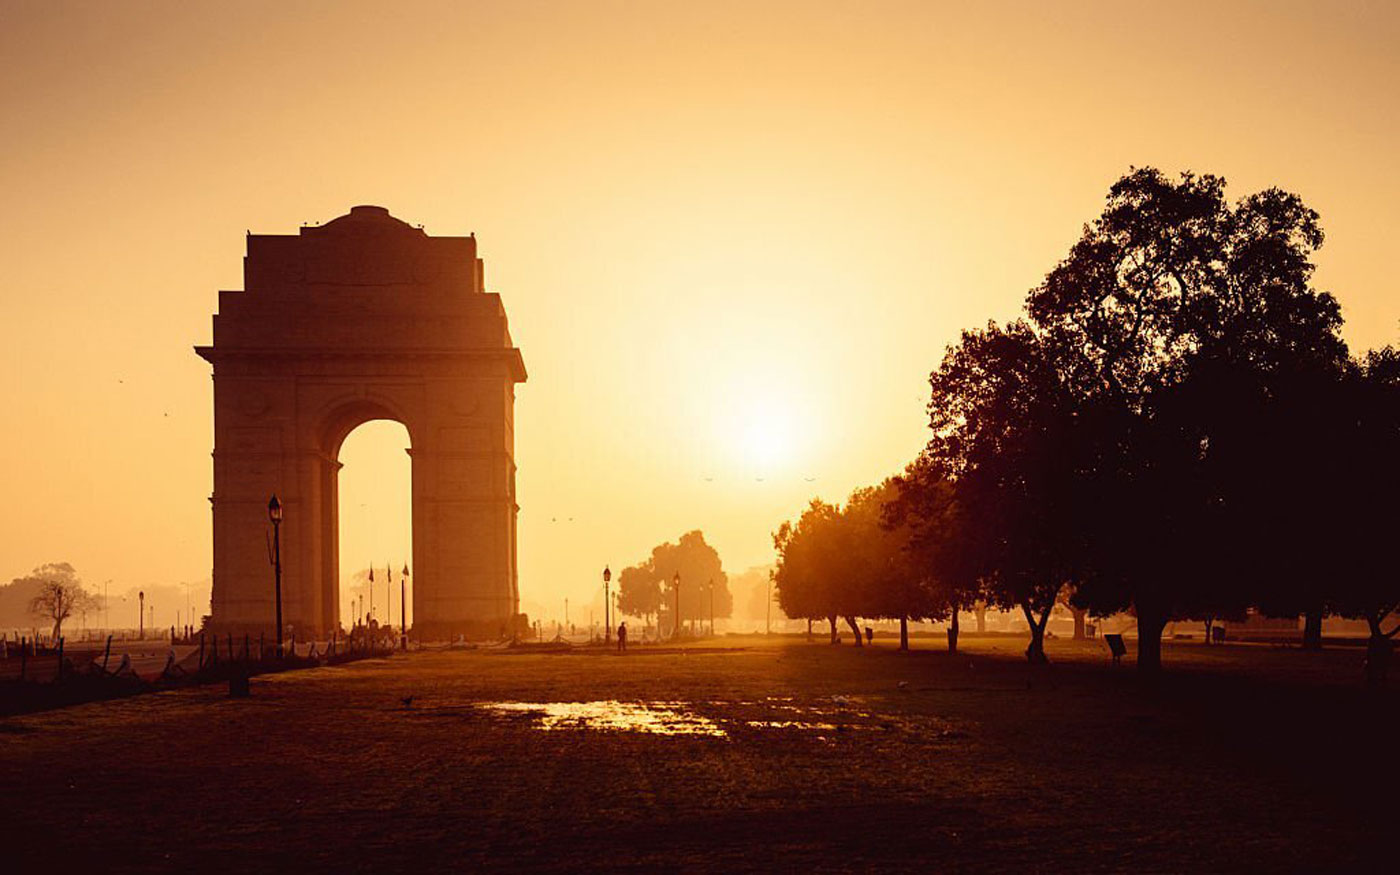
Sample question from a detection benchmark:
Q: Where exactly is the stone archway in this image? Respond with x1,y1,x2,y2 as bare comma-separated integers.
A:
195,206,526,640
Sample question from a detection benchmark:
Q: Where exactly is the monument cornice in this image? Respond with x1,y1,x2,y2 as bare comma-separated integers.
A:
195,345,527,382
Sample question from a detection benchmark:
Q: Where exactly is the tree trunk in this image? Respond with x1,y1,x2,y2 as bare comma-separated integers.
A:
899,616,909,651
1136,610,1168,676
827,615,838,645
974,603,987,634
1302,609,1324,651
947,608,960,654
1365,616,1393,686
1071,607,1086,640
844,616,863,647
1021,604,1050,664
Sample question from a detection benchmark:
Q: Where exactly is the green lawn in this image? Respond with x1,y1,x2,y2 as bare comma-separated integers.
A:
1,636,1393,871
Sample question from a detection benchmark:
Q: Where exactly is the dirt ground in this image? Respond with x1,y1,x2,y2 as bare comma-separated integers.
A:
1,635,1394,872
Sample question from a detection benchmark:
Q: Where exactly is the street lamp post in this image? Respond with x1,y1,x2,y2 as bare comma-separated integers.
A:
401,563,409,649
766,571,773,635
138,590,145,639
673,572,681,640
602,566,612,645
709,578,715,637
268,495,284,658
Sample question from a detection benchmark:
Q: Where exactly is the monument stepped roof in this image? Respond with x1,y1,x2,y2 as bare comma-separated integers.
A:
308,205,424,235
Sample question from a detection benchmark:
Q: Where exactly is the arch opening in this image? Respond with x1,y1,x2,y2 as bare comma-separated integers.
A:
335,419,413,635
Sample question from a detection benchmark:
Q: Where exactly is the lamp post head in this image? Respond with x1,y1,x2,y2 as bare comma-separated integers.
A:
602,566,611,583
402,564,410,577
673,572,680,586
268,494,283,523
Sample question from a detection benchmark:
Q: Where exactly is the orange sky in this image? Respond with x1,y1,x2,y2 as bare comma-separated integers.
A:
1,1,1396,628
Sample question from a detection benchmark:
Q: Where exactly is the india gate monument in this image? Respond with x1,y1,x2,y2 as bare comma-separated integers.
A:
195,206,527,640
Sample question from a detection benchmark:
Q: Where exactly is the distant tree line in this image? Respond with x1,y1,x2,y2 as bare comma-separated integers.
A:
773,168,1400,680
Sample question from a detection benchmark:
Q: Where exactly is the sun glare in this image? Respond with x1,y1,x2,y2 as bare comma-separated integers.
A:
723,391,806,476
742,411,794,470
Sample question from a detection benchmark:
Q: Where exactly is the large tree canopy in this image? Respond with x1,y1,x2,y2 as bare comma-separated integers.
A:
621,530,731,637
617,564,662,623
1332,347,1400,683
918,168,1349,673
773,500,846,640
919,320,1086,661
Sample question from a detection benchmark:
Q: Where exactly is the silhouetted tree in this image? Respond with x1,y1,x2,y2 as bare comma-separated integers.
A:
841,481,941,650
1210,364,1352,648
1056,587,1089,640
644,531,730,636
1023,168,1347,674
886,457,981,652
921,321,1088,663
774,500,848,643
617,564,662,629
22,563,96,640
1331,347,1400,684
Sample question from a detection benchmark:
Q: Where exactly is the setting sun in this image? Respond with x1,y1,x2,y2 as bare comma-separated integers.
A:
738,405,796,473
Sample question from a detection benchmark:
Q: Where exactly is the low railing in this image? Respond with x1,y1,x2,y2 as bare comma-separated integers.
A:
0,631,401,716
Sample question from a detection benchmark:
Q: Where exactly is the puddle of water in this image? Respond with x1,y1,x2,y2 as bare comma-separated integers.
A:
475,697,967,741
481,700,726,736
744,720,838,731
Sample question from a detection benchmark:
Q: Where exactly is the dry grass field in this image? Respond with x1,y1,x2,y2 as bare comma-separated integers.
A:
2,635,1394,872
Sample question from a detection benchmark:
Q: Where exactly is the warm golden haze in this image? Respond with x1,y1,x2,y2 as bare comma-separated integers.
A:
1,1,1397,626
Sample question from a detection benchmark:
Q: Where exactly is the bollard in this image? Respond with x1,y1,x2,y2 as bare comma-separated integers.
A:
102,634,113,673
20,636,27,681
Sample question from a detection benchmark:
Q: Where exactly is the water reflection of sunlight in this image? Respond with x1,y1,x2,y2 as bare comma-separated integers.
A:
474,697,962,740
744,720,838,731
482,701,726,736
